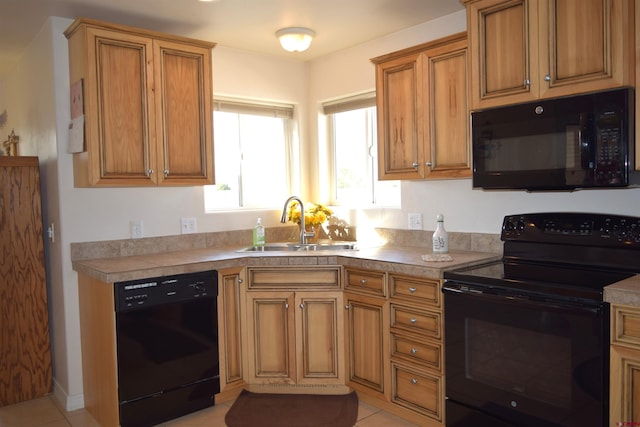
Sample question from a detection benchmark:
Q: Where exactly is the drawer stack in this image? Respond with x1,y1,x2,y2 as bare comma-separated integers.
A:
389,274,443,423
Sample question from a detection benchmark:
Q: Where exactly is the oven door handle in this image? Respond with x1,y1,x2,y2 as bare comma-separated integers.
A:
442,284,602,314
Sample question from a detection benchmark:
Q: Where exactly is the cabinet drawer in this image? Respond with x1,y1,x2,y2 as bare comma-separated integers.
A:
391,362,442,421
248,267,340,290
390,332,442,372
390,274,440,308
612,305,640,347
390,304,441,340
344,268,386,297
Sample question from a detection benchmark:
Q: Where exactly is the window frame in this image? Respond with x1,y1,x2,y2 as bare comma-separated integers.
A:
205,97,296,211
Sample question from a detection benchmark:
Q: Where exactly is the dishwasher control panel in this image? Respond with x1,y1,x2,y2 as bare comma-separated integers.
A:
114,270,218,312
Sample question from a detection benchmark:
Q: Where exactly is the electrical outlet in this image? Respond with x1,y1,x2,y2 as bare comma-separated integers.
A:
408,213,423,230
130,220,143,239
181,217,197,234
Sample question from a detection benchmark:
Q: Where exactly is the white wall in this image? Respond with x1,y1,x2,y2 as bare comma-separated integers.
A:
306,10,640,232
4,8,640,411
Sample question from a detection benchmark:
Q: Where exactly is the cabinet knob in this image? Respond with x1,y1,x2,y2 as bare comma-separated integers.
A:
299,303,305,309
147,169,154,176
411,348,418,354
426,162,433,167
544,75,551,82
285,303,289,309
360,279,367,285
409,287,417,293
412,162,419,168
164,169,169,176
410,318,417,324
237,278,244,284
524,79,531,86
411,378,418,385
345,305,351,310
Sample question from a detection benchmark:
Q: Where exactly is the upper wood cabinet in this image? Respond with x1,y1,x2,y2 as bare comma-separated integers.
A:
463,0,635,110
64,18,215,187
372,32,471,181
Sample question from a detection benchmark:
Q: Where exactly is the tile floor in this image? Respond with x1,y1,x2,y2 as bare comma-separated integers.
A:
0,395,421,427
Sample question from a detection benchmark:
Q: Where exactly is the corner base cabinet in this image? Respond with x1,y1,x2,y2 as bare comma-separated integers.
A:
64,18,215,187
246,267,345,386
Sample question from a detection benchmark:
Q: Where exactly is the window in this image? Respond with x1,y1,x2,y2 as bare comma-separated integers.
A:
205,98,295,210
324,93,400,207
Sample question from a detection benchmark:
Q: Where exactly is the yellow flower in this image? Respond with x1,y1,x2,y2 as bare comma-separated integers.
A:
287,202,332,226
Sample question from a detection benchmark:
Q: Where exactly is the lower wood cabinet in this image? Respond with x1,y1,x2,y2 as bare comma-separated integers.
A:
391,362,442,420
344,292,389,395
217,267,247,400
245,267,344,386
343,267,444,426
610,304,640,424
219,265,446,424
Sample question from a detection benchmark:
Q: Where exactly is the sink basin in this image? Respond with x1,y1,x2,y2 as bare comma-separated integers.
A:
239,242,357,252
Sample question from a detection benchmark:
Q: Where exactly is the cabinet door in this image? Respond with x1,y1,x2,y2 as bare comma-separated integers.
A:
154,40,214,185
539,0,634,99
375,53,424,180
218,267,245,392
466,0,539,109
247,292,295,383
84,27,157,186
422,37,471,179
610,344,640,424
344,292,388,395
296,292,344,384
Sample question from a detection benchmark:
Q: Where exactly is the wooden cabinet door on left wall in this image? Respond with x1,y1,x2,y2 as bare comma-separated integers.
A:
65,18,215,187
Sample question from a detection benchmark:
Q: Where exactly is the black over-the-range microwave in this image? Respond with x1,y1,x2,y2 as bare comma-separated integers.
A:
471,87,635,191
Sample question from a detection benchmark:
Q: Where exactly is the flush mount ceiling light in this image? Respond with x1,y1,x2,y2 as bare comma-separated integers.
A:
276,27,315,52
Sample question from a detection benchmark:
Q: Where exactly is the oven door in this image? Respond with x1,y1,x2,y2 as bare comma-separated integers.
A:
443,283,608,427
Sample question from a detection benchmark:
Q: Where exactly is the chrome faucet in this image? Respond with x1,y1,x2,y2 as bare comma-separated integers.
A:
280,196,315,245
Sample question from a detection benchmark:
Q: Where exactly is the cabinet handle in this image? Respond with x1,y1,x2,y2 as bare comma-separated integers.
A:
360,279,367,285
237,278,243,284
411,348,418,354
299,303,305,309
285,303,289,309
426,162,433,167
412,162,419,168
544,75,551,82
409,287,416,293
524,79,531,86
411,378,418,385
164,169,169,177
147,169,154,176
410,318,417,324
345,305,351,310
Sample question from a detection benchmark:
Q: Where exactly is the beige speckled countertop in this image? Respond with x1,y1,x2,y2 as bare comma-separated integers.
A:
604,275,640,307
72,243,502,284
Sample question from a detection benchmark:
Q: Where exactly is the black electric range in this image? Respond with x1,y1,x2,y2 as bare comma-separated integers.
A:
443,212,640,427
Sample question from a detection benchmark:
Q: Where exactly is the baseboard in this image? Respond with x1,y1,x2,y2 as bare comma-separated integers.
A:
52,379,84,412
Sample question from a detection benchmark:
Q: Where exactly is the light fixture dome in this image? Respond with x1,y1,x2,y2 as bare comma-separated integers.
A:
276,27,315,52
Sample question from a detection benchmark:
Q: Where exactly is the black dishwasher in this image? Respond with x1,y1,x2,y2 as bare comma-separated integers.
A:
114,270,220,427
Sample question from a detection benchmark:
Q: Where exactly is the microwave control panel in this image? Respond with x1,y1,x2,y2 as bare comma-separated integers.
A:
594,107,626,185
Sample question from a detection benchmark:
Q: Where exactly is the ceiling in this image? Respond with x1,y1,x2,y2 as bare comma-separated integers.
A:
0,0,463,77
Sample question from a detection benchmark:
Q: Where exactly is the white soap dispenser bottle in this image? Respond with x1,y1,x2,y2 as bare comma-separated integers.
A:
432,214,449,253
253,218,266,247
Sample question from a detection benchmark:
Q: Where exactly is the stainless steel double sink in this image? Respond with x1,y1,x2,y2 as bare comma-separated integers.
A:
238,242,358,252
